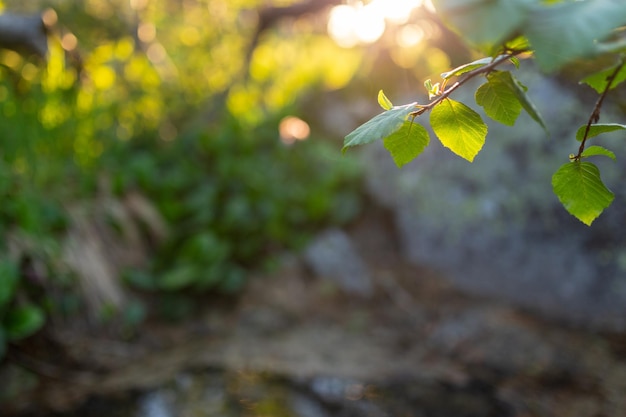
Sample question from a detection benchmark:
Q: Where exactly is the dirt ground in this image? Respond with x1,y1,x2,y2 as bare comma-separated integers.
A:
3,206,626,416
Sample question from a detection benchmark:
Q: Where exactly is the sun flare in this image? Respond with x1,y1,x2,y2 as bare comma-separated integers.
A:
327,0,424,48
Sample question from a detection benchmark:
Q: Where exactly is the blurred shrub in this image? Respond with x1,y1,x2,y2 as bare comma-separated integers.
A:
118,115,362,295
0,259,45,358
0,0,366,345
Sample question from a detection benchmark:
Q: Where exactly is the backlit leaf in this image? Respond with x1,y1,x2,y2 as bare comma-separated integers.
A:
378,90,393,110
343,104,417,153
383,120,430,168
430,98,487,162
580,63,626,93
552,161,614,226
526,0,626,72
441,56,494,79
475,71,522,126
576,123,626,141
581,145,616,161
503,36,531,53
498,71,547,131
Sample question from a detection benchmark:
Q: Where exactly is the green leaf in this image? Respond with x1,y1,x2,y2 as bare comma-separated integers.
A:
580,63,626,93
552,161,614,226
4,305,45,340
581,145,616,161
475,71,523,126
576,123,626,142
343,104,417,153
0,260,19,308
158,265,197,291
425,79,441,99
498,71,547,131
526,0,626,72
378,90,393,110
123,269,157,291
434,0,535,49
383,120,430,168
441,56,494,79
596,38,626,55
503,35,531,53
430,98,488,162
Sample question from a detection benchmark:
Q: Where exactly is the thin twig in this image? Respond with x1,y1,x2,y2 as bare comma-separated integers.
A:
410,51,526,117
576,60,625,160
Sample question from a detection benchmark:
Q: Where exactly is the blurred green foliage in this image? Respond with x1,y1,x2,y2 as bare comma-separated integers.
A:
0,0,368,347
119,116,362,295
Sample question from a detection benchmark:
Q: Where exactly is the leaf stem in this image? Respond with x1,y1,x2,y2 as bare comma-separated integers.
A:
410,51,526,117
576,60,625,160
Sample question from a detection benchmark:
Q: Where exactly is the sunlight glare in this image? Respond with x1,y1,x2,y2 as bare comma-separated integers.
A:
327,5,360,48
370,0,423,25
353,5,386,44
328,0,424,48
397,24,425,48
423,0,436,13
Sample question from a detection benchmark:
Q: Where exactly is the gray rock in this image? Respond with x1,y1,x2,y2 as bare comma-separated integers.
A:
362,68,626,330
428,307,558,372
303,229,373,297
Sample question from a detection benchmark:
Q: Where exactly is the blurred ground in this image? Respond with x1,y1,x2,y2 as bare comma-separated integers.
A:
3,205,626,417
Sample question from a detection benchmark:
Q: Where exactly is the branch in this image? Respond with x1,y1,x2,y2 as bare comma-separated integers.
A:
410,51,525,117
575,59,626,160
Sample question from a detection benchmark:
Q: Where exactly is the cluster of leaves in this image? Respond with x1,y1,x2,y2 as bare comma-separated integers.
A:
0,259,46,360
0,170,71,359
119,117,361,303
344,0,626,226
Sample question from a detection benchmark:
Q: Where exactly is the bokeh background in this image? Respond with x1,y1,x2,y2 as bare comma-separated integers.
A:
2,1,626,416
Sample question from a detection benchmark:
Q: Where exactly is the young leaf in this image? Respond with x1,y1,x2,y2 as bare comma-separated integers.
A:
503,36,531,53
581,145,616,161
475,71,522,126
4,305,45,340
576,123,626,141
430,98,488,162
343,104,417,153
383,120,430,168
424,79,441,99
580,63,626,93
441,56,494,79
498,71,547,131
378,90,393,110
526,0,626,72
552,161,614,226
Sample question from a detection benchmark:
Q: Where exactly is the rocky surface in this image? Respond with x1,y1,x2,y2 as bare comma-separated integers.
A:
361,68,626,330
303,228,373,297
4,206,626,417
